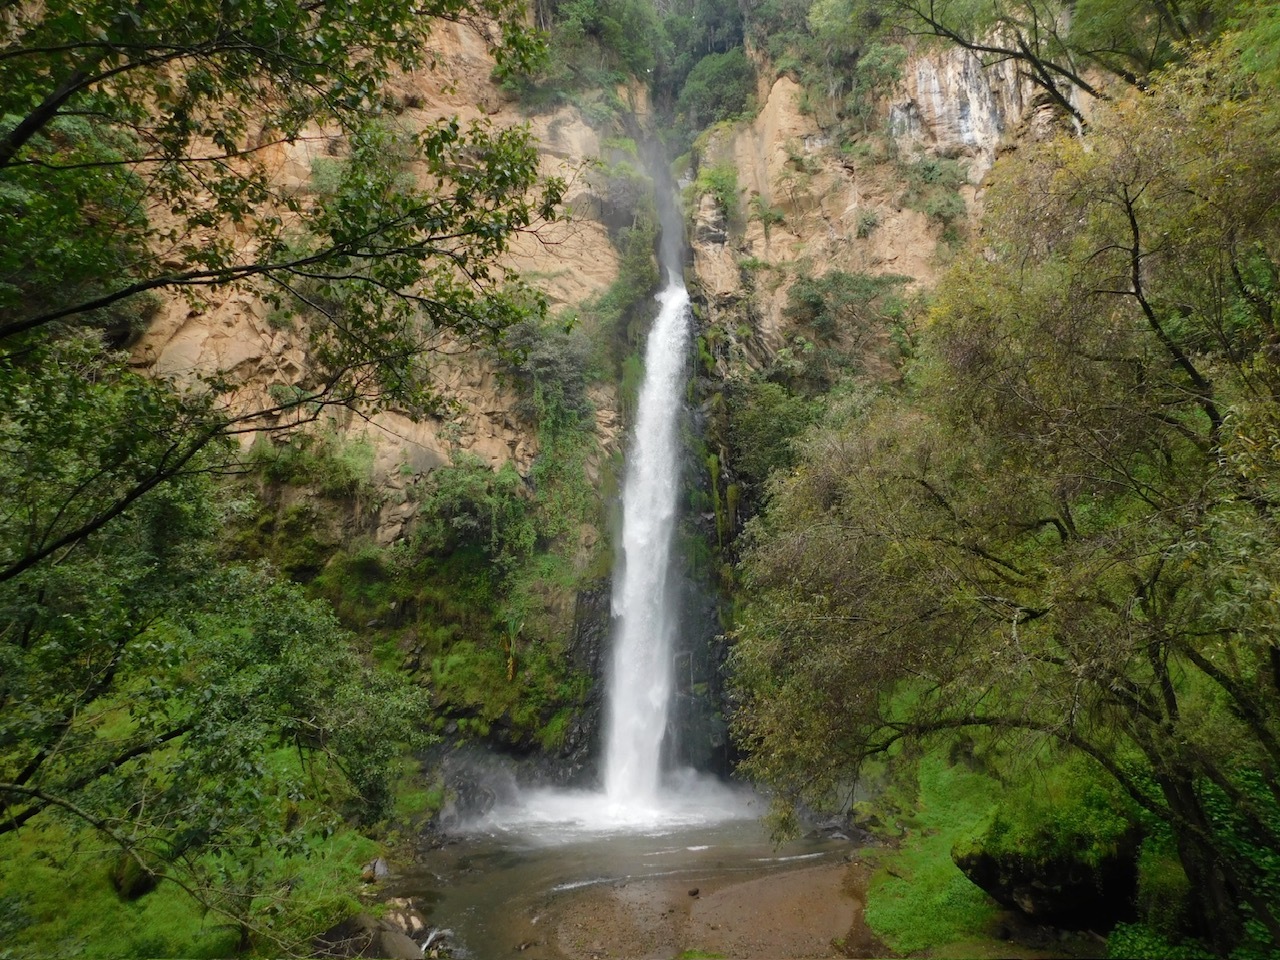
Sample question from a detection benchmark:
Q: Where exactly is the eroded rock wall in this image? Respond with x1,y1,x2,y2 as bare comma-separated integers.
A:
687,42,1079,366
132,22,624,546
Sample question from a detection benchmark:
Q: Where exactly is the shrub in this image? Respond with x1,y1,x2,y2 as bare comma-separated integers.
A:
676,47,755,131
898,155,970,226
695,163,741,222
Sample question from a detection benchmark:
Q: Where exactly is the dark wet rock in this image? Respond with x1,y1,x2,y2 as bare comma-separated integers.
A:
313,912,423,959
802,813,877,847
109,852,157,900
663,556,736,778
434,754,511,832
952,830,1141,929
555,581,611,783
383,897,428,941
362,857,390,883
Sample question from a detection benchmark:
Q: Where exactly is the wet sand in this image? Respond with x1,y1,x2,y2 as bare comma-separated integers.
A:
495,856,887,960
482,853,1106,960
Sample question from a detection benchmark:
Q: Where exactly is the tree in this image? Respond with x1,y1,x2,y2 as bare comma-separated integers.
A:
731,37,1280,955
674,47,755,130
0,1,564,579
0,347,431,949
0,0,559,948
885,0,1244,124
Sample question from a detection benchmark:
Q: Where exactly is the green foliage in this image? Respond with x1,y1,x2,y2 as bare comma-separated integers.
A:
582,208,660,379
620,350,647,424
2,0,561,414
674,48,756,132
500,315,597,427
417,455,536,572
771,269,912,394
955,750,1140,875
723,377,817,502
0,817,242,959
1236,2,1280,84
856,209,880,238
0,0,564,952
655,0,744,94
784,269,908,342
1107,923,1215,960
694,163,741,224
0,481,429,950
738,0,895,132
749,195,787,239
1136,832,1196,942
731,36,1280,955
505,0,663,111
248,428,376,500
897,155,969,227
864,751,1002,953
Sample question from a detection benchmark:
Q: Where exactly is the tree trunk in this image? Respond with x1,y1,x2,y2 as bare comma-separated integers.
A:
1158,773,1242,954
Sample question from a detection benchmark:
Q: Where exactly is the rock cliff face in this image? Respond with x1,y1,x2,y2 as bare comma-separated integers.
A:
131,24,1065,545
685,42,1079,367
890,46,1032,180
132,21,624,546
125,25,1081,772
689,74,945,354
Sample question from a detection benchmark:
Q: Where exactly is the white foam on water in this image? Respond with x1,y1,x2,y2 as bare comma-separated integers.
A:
469,769,758,845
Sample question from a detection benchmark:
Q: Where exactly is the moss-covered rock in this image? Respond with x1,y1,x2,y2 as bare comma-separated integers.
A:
952,823,1141,928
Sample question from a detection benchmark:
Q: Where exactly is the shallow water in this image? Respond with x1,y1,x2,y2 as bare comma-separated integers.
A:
390,781,853,958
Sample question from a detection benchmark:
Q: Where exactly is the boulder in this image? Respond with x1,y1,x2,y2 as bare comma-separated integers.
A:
313,912,424,959
952,830,1141,929
108,852,158,900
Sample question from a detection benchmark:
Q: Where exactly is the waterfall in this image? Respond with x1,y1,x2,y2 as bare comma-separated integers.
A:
602,280,691,802
601,152,693,804
461,157,753,840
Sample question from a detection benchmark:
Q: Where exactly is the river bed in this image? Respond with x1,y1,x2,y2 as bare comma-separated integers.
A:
388,805,880,960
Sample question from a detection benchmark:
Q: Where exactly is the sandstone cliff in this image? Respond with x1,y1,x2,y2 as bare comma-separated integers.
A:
685,41,1077,368
129,25,1082,549
133,21,624,545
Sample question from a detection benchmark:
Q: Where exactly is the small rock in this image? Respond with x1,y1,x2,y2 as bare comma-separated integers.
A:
688,887,699,897
361,857,390,882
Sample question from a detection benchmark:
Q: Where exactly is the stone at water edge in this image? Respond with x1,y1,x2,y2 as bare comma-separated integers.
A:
314,913,424,959
361,857,390,883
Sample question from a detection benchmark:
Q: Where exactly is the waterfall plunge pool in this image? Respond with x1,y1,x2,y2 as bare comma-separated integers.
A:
386,791,866,960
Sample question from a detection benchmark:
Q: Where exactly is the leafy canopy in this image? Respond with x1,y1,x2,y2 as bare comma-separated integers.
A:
0,0,561,949
731,33,1280,957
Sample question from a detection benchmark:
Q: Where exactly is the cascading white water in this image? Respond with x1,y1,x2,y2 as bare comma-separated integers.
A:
602,281,692,803
461,161,756,840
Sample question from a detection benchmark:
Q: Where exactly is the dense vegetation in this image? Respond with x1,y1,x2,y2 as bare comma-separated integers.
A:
6,0,1280,956
729,4,1280,957
0,0,564,953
